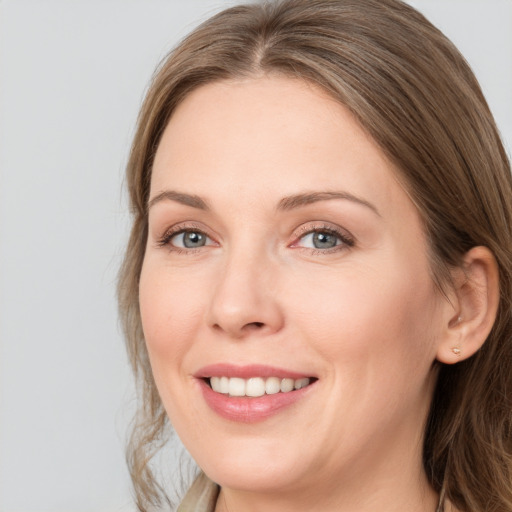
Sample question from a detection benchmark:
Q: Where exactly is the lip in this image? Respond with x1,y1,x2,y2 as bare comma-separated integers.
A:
194,364,317,423
194,363,314,380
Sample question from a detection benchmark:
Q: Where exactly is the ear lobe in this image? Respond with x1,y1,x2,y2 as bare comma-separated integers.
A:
436,246,500,365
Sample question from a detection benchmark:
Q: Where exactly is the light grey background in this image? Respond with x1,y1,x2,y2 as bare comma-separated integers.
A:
0,1,510,511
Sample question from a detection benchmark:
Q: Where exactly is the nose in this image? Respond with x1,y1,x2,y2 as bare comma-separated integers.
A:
206,248,285,339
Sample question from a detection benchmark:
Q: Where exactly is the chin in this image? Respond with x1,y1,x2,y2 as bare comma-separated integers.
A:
204,458,305,493
187,434,312,492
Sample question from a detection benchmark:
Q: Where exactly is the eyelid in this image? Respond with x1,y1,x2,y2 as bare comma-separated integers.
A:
156,222,218,249
290,222,355,250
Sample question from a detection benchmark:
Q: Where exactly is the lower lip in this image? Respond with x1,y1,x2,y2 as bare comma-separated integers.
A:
198,379,315,423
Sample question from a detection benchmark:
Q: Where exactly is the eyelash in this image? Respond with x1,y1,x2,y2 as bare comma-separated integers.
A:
156,223,212,253
156,224,211,254
156,222,355,255
292,223,354,254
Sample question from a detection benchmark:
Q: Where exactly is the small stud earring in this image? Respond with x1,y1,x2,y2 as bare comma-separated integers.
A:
452,347,461,355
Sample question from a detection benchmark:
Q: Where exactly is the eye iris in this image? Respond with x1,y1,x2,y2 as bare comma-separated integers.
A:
313,231,338,249
183,231,206,248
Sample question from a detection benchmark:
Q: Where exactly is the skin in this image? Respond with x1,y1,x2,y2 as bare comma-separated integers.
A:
139,76,477,512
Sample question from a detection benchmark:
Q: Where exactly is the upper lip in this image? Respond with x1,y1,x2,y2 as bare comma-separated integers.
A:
194,363,315,380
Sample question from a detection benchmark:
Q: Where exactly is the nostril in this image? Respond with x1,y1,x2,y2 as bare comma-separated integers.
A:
211,321,265,335
247,322,264,329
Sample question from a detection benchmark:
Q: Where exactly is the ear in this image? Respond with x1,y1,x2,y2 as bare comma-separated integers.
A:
436,246,500,364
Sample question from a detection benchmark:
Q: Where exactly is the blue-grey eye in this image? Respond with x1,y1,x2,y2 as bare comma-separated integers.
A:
172,231,209,248
299,231,341,249
313,232,339,248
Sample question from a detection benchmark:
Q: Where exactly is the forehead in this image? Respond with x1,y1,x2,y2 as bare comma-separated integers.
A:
150,76,411,221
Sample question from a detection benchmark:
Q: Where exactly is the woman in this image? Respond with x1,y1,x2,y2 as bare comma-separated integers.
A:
118,0,512,511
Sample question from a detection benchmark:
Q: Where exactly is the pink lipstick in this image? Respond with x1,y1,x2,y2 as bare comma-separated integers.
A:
195,364,317,423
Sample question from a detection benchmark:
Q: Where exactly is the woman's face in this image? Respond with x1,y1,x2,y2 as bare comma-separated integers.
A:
140,76,448,497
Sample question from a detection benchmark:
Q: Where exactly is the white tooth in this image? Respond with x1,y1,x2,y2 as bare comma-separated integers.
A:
294,378,310,390
229,377,246,396
280,378,294,392
210,376,221,392
265,377,281,395
219,376,229,394
246,377,265,397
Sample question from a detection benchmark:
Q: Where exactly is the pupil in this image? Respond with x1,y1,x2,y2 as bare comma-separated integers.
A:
184,232,205,248
313,232,337,249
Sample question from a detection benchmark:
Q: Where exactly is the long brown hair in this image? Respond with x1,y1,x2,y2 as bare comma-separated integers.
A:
118,1,512,510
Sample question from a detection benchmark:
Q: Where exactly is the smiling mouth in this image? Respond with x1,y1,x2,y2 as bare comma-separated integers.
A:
206,376,317,397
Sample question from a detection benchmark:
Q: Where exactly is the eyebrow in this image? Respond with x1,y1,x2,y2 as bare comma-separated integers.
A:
147,189,380,216
147,190,210,211
277,191,380,216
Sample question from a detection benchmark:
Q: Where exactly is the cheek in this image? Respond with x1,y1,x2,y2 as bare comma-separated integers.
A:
288,260,440,377
138,262,210,431
139,261,205,368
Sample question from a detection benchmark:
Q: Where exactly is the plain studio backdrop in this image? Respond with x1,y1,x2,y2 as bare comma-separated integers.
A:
0,1,510,511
